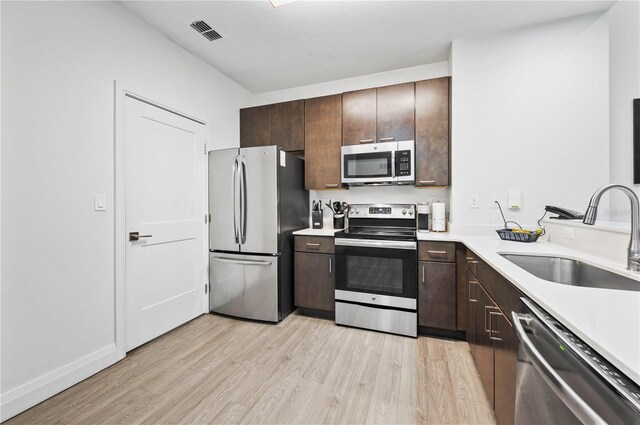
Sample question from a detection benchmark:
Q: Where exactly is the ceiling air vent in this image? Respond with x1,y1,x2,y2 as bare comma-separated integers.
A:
190,20,222,42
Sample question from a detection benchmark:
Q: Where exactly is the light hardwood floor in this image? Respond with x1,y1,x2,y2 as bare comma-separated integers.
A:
6,313,497,425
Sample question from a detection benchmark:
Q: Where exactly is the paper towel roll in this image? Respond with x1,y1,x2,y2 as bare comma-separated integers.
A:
432,202,446,232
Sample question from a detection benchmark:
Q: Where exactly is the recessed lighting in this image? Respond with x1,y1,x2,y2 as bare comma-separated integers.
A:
269,0,298,8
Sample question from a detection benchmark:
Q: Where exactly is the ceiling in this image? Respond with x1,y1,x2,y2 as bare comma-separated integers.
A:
119,1,614,93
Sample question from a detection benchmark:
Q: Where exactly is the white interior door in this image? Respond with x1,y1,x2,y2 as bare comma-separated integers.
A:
124,96,206,351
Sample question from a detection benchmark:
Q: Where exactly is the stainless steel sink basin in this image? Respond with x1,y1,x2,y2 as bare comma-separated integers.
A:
500,254,640,292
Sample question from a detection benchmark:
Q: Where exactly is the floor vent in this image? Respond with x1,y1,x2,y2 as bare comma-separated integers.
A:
190,20,222,42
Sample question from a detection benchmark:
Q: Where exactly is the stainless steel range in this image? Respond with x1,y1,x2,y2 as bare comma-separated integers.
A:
334,204,417,337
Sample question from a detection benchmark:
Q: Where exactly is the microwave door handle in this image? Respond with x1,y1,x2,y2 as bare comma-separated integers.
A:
511,312,607,425
391,150,396,178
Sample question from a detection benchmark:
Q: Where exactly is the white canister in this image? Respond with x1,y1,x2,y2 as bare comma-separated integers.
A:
432,202,446,232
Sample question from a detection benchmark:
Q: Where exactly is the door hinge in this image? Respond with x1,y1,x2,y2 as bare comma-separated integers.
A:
205,214,209,224
204,143,207,155
205,283,208,294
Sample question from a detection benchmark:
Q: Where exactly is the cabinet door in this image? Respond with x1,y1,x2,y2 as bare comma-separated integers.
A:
474,283,495,408
456,244,468,331
418,261,456,330
304,95,342,190
466,270,478,359
271,100,304,152
493,313,517,425
342,88,377,146
415,78,450,186
240,105,271,148
377,82,415,142
294,252,335,312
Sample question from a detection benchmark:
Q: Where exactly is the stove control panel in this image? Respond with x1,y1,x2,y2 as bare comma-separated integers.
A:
369,207,392,215
349,204,415,219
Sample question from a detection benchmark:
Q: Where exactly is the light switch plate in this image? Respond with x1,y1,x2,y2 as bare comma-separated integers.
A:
94,194,106,211
564,227,575,239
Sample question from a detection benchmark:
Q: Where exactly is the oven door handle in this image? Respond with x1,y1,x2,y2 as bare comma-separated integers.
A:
335,238,416,250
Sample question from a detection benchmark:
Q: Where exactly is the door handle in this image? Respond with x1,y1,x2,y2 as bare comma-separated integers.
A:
329,257,332,274
422,265,425,284
358,139,374,144
129,232,152,241
379,137,394,142
419,180,436,185
468,280,478,302
489,311,503,341
213,257,272,266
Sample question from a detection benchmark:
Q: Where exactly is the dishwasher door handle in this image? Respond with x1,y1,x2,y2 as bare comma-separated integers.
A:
511,312,607,425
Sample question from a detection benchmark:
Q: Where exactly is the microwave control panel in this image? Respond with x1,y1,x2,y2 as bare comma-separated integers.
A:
396,150,412,176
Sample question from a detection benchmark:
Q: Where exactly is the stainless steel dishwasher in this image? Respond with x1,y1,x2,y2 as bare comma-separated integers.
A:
512,298,640,424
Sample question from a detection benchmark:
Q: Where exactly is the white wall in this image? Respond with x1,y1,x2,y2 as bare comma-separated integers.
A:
608,0,640,222
0,1,251,420
450,13,610,228
250,62,453,216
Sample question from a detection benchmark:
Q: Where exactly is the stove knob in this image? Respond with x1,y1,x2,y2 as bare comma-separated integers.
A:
402,209,407,215
354,209,359,214
409,210,414,215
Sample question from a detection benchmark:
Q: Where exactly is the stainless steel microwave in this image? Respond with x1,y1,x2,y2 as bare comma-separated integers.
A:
341,140,415,186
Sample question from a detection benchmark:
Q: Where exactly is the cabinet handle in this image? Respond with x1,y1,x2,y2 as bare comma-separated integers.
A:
329,257,332,274
422,265,425,284
419,180,436,185
489,311,503,341
359,139,374,144
466,256,479,264
325,183,339,188
468,280,478,302
427,250,447,256
306,243,321,247
379,137,394,142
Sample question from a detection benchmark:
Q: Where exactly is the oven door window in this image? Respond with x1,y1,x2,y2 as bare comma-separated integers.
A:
343,152,393,179
336,245,417,298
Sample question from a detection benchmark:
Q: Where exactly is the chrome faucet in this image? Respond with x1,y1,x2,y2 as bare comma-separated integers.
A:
583,184,640,271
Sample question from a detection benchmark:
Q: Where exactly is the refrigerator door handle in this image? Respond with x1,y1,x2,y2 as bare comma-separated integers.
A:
232,156,240,244
240,156,248,244
213,256,273,266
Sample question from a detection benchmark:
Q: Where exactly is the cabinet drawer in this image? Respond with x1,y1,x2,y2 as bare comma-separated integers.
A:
419,242,455,262
295,236,335,254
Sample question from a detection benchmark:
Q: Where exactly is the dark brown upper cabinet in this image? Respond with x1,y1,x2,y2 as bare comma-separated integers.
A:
240,105,271,148
270,100,304,152
377,82,415,142
341,88,377,146
304,94,343,190
415,77,450,187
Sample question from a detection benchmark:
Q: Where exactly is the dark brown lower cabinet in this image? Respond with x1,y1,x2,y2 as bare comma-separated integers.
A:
466,252,519,425
493,312,517,425
294,252,335,312
474,282,495,406
418,261,456,330
467,270,479,359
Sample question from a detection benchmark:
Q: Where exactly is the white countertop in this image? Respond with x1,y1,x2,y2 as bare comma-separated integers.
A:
294,227,640,385
292,228,340,237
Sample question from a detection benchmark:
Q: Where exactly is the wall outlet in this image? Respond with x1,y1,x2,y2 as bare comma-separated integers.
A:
564,227,576,239
470,195,480,209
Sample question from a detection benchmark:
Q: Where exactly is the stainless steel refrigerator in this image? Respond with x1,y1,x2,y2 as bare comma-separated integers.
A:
208,145,308,322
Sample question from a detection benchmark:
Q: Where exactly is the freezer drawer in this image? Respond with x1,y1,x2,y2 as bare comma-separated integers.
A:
210,253,279,322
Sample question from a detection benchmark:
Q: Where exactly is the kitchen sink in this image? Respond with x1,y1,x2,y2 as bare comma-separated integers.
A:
499,254,640,292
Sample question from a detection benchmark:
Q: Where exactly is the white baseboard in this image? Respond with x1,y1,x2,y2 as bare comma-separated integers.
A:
0,343,123,422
